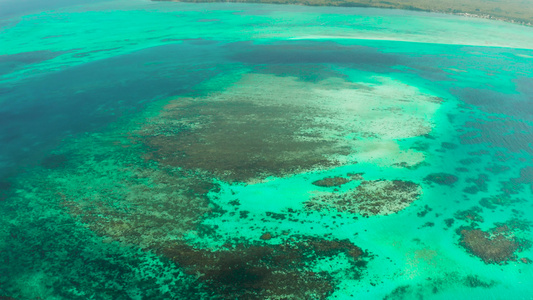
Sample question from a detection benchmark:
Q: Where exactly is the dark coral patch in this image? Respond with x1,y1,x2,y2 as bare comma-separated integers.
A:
140,99,350,182
458,225,531,264
441,142,457,149
454,207,484,224
494,218,531,232
459,157,482,165
463,174,488,194
424,173,458,186
485,164,511,174
463,275,496,288
162,237,368,299
444,218,455,228
417,205,432,217
41,153,70,169
383,285,411,300
312,176,352,187
511,166,533,193
479,194,521,209
0,181,12,201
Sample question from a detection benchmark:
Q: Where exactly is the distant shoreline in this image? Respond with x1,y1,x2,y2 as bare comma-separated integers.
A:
152,0,533,26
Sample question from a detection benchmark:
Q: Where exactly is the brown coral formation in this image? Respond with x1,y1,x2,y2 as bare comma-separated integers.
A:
424,173,458,186
59,164,371,298
137,74,440,182
454,207,484,224
312,176,352,187
458,225,530,264
140,98,350,182
60,167,217,249
305,180,421,216
32,72,444,297
479,194,521,209
50,132,370,299
162,237,367,299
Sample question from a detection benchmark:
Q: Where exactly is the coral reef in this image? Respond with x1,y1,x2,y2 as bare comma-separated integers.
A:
162,236,368,299
0,181,12,202
463,174,489,194
60,165,218,250
22,113,373,299
417,205,432,217
140,98,349,182
485,165,511,174
312,176,352,187
40,153,70,169
444,218,455,228
454,207,484,224
458,225,531,264
347,172,365,181
424,173,458,186
463,275,496,288
138,74,440,182
382,273,496,300
305,180,421,216
479,194,521,209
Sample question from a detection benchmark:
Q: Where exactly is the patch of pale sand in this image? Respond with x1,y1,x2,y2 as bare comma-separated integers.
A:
287,34,533,50
364,116,430,140
306,76,439,155
515,53,533,59
447,68,469,73
351,140,425,167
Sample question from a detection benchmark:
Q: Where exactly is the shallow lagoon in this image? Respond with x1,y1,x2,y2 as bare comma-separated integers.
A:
1,1,533,299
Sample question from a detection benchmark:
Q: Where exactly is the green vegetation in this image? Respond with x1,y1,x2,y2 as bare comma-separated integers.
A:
155,0,533,25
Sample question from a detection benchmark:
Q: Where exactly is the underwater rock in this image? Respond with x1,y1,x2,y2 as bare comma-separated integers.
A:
306,180,421,216
520,257,532,264
260,232,272,240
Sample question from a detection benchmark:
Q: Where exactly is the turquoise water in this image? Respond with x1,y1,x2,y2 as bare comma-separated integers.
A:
1,0,533,299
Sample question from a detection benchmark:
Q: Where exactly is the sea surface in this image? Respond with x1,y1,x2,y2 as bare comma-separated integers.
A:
1,0,533,299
